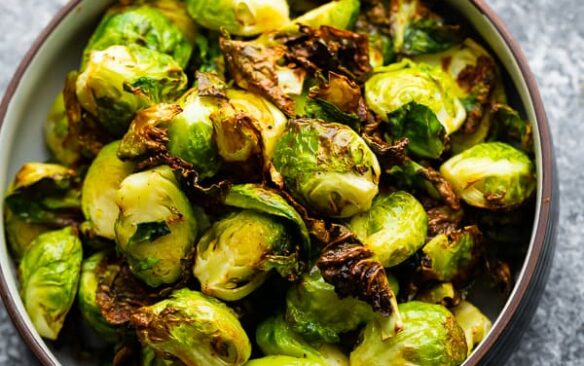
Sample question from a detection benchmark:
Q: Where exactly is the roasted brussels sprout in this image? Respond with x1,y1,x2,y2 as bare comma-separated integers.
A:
131,289,251,366
440,142,536,209
256,315,349,366
272,119,380,218
348,191,428,268
115,165,197,287
44,92,81,166
186,0,290,36
195,184,308,301
285,268,376,342
19,227,83,340
452,301,492,355
76,45,188,136
4,163,80,258
167,88,222,178
416,282,459,307
82,141,135,240
421,226,481,282
365,59,467,137
82,3,195,68
286,0,360,31
77,252,118,340
246,356,323,366
350,301,467,366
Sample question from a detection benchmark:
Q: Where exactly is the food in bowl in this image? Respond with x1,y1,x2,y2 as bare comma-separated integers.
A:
2,0,538,365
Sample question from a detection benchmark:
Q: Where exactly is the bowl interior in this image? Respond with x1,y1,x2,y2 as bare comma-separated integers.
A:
0,0,544,365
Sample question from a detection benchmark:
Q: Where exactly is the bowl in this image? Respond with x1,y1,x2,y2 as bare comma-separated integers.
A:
0,0,559,365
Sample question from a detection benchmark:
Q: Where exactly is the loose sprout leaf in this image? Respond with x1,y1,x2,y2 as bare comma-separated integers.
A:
194,32,225,75
402,19,462,56
488,103,534,153
128,221,172,247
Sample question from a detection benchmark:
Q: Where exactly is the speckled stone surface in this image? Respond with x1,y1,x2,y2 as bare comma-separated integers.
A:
0,0,581,365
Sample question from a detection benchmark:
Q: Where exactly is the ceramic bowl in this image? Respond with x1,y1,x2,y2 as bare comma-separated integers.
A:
0,0,559,365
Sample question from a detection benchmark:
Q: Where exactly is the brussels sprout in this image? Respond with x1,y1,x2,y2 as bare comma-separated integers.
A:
4,162,81,257
44,92,81,166
166,88,222,178
131,288,251,366
82,4,195,68
186,0,290,36
390,0,462,56
272,119,380,218
76,45,188,136
421,226,481,282
365,59,467,136
213,89,288,167
416,282,459,307
350,301,467,366
285,268,376,342
19,227,83,340
195,185,307,301
246,356,322,366
77,252,119,340
440,142,536,209
115,165,197,287
487,104,534,153
285,0,360,32
141,346,181,366
452,301,492,355
82,141,135,240
348,191,427,268
256,315,349,366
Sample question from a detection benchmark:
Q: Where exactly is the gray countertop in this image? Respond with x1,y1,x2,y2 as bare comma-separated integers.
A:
0,0,581,365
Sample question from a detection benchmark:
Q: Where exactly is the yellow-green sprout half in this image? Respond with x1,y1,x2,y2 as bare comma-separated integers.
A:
440,142,536,209
452,301,492,356
115,166,197,287
348,191,428,268
131,289,251,366
19,227,82,340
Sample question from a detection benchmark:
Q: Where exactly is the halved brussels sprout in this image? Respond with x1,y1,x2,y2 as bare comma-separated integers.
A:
186,0,290,36
440,142,536,209
131,289,251,366
416,282,459,307
167,88,222,178
4,162,81,257
195,184,307,301
365,59,467,136
82,141,135,240
78,252,118,340
19,227,83,340
285,268,376,343
76,45,188,137
285,0,360,32
421,226,481,282
272,119,380,218
115,165,197,287
44,92,81,166
348,191,427,268
82,3,195,68
452,301,492,356
257,315,349,366
246,356,322,366
350,301,467,366
213,89,288,167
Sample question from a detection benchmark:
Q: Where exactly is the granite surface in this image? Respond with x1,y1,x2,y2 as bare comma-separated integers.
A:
0,0,581,365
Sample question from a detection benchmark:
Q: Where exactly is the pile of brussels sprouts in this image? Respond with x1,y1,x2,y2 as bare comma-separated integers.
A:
4,0,537,365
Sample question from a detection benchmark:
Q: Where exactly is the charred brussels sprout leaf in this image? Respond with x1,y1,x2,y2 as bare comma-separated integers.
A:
365,59,466,135
82,4,195,68
44,92,81,166
285,268,376,342
186,0,290,36
115,166,197,287
452,301,492,356
76,45,188,137
19,227,83,340
440,142,536,209
272,119,380,218
78,252,119,341
350,301,467,366
348,191,428,268
285,0,360,32
488,103,533,153
82,141,135,240
131,289,251,366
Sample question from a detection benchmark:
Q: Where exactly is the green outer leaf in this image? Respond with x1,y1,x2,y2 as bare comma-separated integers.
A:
225,184,311,256
256,315,323,361
304,98,360,132
128,221,171,247
285,0,360,32
403,19,462,56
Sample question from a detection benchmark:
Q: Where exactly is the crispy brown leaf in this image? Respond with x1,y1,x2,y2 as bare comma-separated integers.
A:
457,56,497,133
